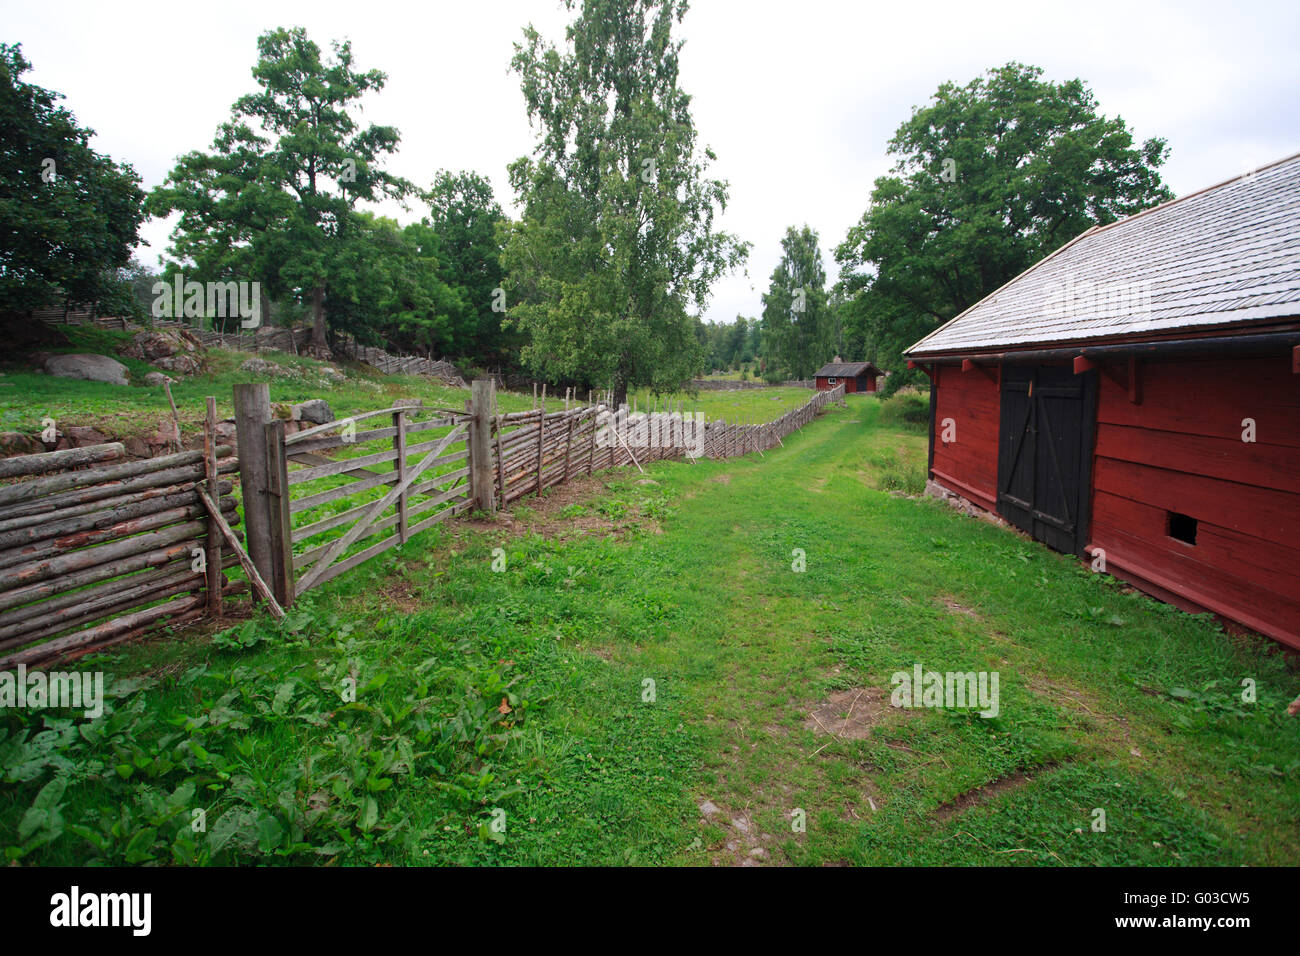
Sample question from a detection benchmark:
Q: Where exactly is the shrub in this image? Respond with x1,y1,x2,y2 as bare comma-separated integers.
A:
877,365,930,398
876,454,927,495
878,389,930,431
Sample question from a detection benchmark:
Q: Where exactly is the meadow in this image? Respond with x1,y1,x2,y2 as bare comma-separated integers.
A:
3,393,1296,865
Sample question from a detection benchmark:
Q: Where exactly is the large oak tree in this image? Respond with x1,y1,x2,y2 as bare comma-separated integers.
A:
149,28,412,353
835,62,1173,385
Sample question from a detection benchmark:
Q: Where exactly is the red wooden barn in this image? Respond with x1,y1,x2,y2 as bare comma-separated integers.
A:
904,154,1300,650
815,360,881,393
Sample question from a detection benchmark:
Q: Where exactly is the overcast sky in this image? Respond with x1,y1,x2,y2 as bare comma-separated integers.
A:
6,0,1299,326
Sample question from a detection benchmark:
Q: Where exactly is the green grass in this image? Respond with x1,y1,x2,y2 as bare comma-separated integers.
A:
3,393,1297,865
1,326,813,439
0,327,536,440
626,385,815,423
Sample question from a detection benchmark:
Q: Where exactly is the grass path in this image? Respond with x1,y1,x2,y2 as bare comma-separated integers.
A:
4,394,1297,865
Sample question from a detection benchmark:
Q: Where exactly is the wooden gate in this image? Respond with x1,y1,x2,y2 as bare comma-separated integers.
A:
256,402,476,601
234,380,846,611
997,365,1097,555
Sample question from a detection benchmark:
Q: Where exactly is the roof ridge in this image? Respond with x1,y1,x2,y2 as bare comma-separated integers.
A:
904,150,1300,357
1087,150,1300,238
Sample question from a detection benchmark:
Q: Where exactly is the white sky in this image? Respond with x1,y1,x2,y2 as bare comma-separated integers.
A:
6,0,1299,326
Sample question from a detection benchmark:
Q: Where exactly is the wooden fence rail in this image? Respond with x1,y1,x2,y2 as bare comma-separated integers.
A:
0,430,242,668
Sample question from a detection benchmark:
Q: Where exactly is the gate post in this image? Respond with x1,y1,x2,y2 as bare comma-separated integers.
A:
233,383,277,600
468,378,497,515
264,419,295,608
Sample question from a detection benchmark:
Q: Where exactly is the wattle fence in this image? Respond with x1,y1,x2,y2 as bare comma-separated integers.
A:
0,381,844,665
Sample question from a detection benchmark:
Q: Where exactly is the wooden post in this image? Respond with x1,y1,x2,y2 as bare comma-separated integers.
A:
162,380,184,453
469,378,497,515
393,409,409,540
263,419,295,608
203,397,223,619
534,386,547,495
493,418,505,509
587,408,597,475
233,383,275,600
563,408,575,483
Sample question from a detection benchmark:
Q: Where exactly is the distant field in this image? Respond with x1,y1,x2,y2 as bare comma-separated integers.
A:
0,327,820,440
627,385,816,423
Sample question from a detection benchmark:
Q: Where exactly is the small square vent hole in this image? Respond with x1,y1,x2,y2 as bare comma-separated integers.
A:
1168,511,1198,545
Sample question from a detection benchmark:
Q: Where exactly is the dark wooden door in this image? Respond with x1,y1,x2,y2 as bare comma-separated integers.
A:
996,365,1096,555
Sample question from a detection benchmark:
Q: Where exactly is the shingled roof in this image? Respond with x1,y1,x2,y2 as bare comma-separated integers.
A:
906,152,1300,358
815,361,879,377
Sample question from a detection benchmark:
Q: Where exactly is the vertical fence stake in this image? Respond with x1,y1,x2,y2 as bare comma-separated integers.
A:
469,378,497,515
393,408,409,541
233,383,275,602
563,408,575,483
493,418,505,509
203,396,223,619
263,418,296,608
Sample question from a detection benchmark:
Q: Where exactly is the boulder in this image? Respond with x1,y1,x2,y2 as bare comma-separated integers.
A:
65,425,109,447
154,419,181,449
121,331,171,361
291,399,334,425
143,371,175,387
0,432,44,456
320,366,346,384
152,353,201,376
214,421,238,446
240,357,295,379
123,437,151,458
44,353,129,386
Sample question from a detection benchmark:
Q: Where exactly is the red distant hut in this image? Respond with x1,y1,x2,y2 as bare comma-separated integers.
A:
904,153,1300,649
815,360,881,393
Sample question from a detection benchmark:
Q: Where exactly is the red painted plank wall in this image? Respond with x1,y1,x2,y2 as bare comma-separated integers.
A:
931,364,1001,511
1088,354,1300,648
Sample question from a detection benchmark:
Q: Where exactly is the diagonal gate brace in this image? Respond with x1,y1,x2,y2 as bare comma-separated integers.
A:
296,423,467,593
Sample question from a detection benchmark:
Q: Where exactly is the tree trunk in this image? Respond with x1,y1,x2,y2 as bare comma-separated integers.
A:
308,283,331,359
311,284,326,349
612,371,630,409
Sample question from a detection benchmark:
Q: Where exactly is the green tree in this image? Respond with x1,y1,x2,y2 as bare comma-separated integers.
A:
424,170,510,364
835,62,1173,374
325,213,464,355
150,27,412,351
501,0,749,405
760,225,832,380
0,43,145,316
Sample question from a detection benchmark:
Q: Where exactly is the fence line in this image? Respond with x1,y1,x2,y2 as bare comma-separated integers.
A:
0,381,843,666
246,381,845,602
